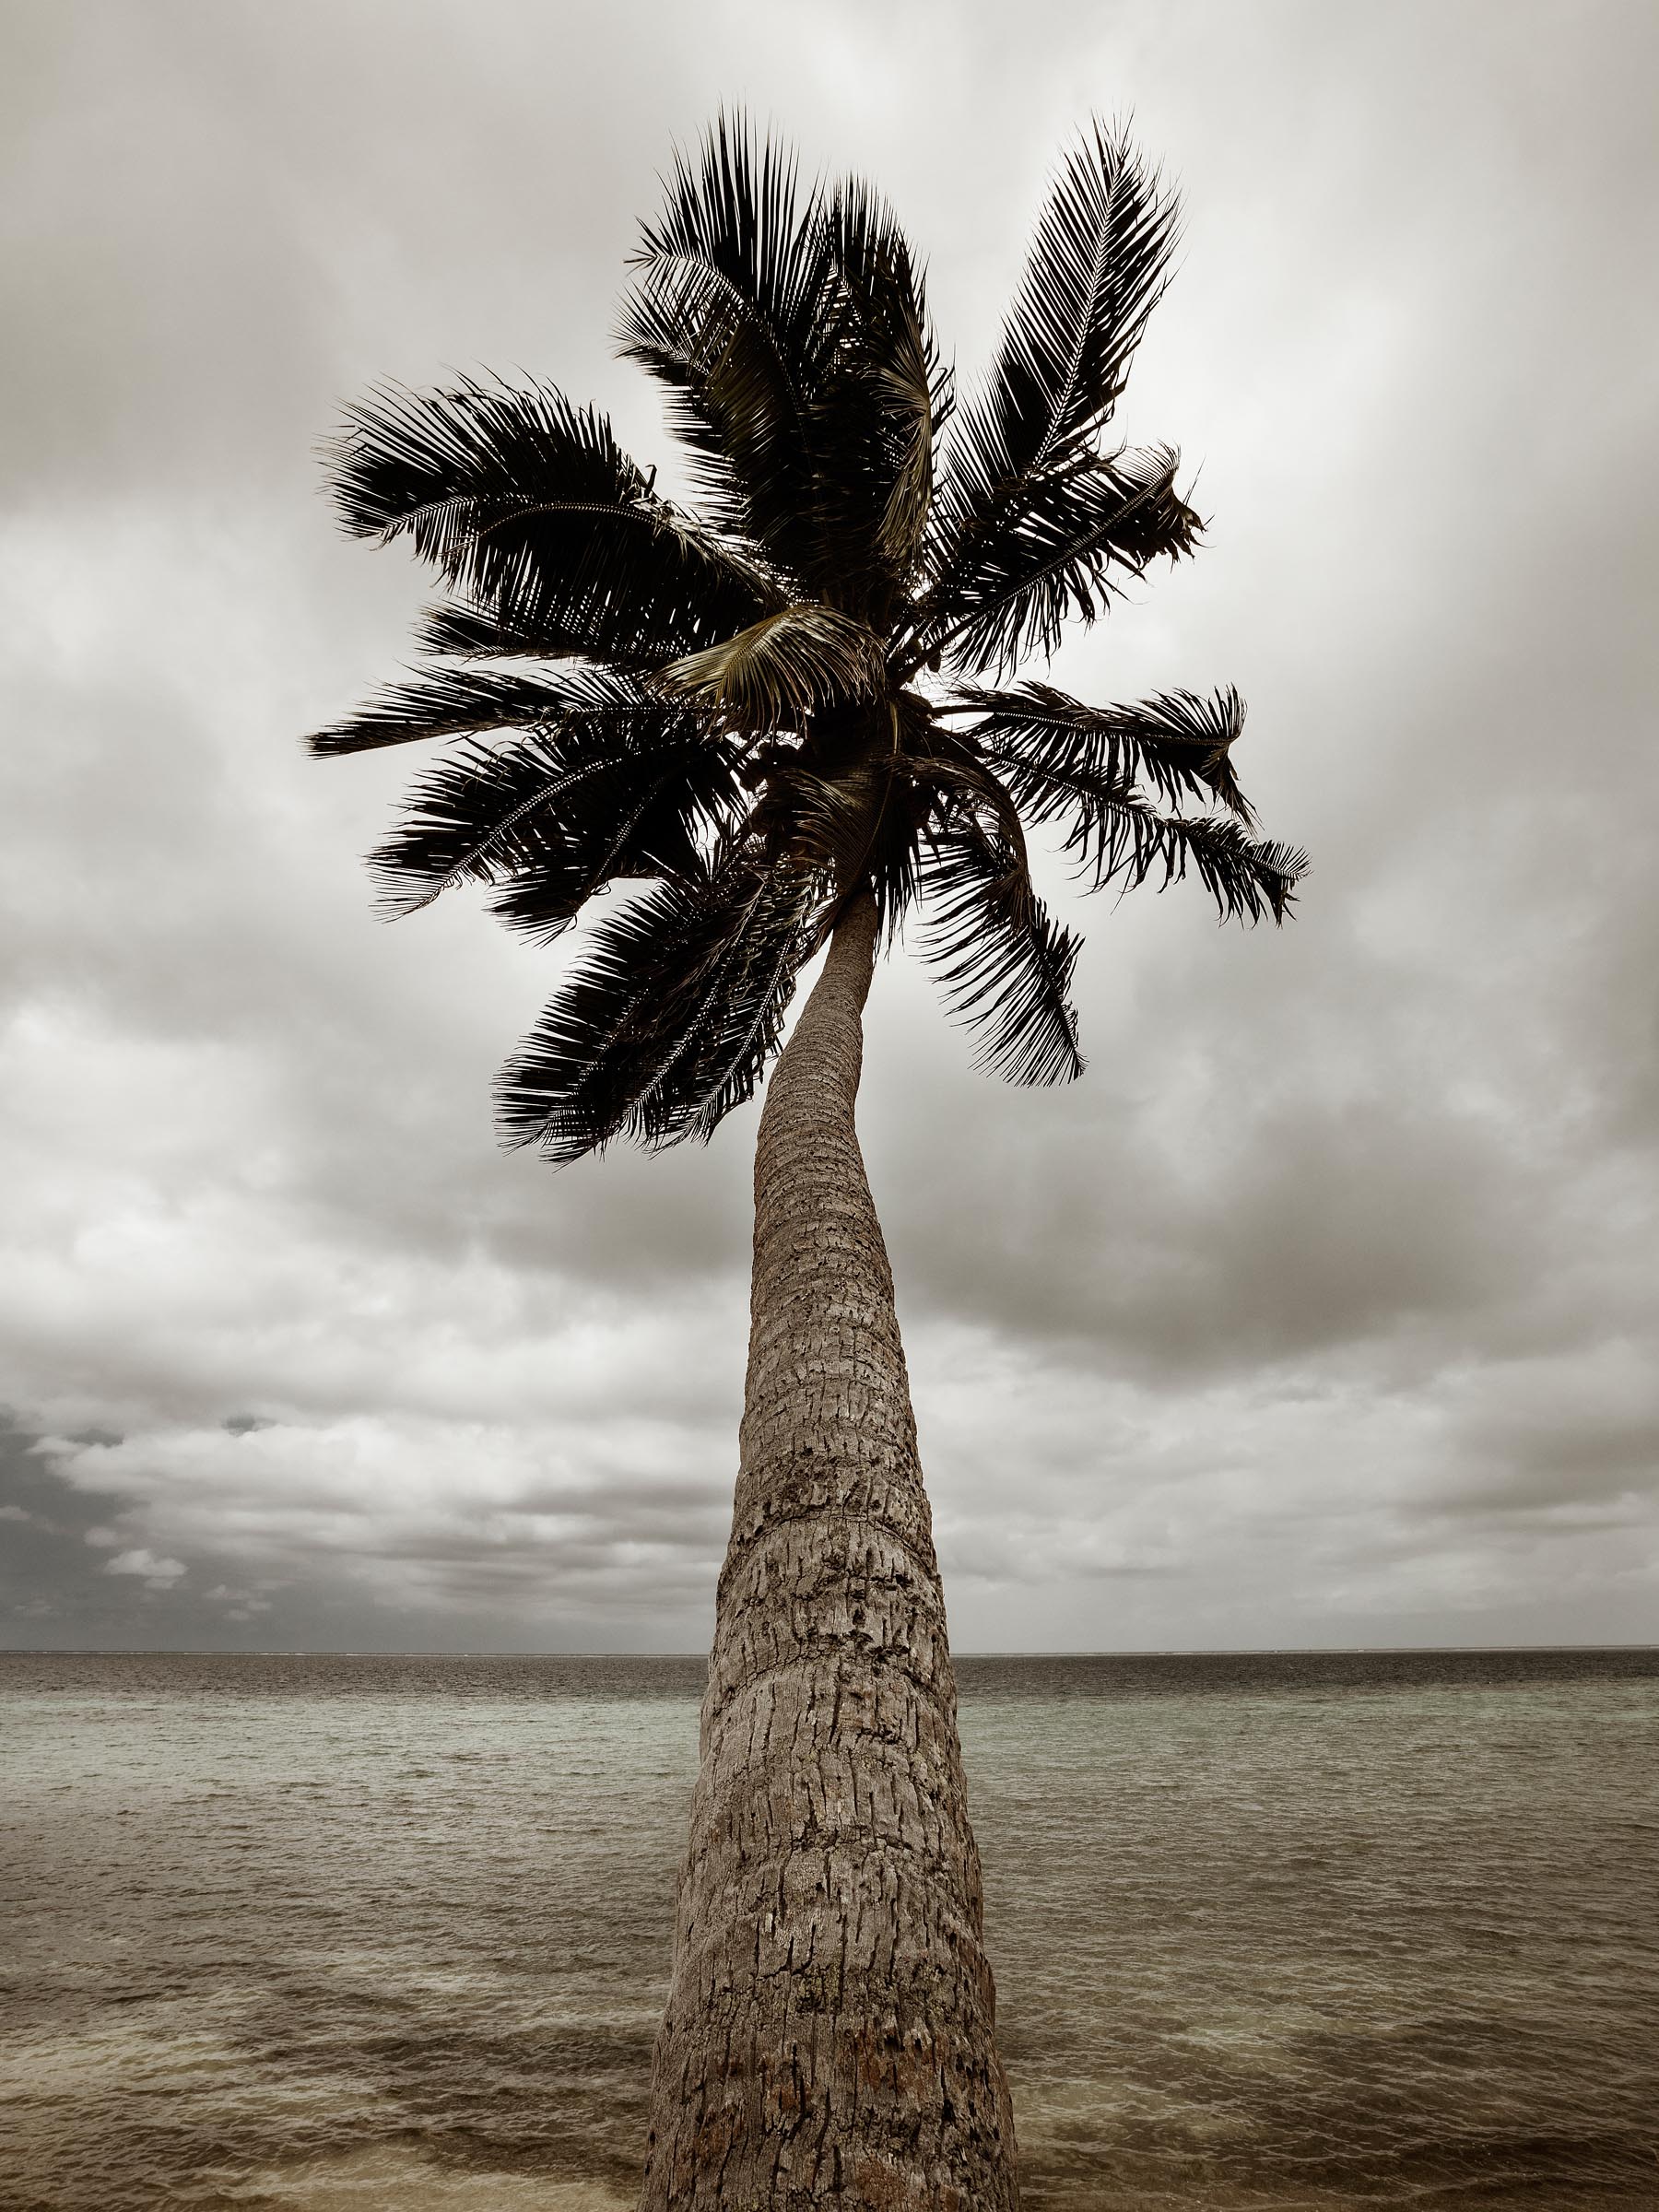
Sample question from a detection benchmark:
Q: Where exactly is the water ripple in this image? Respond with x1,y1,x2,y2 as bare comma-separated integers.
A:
1,1648,1654,2209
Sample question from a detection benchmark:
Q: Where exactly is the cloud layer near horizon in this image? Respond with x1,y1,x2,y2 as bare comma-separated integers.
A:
3,0,1656,1650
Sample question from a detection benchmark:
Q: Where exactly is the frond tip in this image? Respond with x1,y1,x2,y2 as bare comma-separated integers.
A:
950,679,1253,818
918,825,1086,1084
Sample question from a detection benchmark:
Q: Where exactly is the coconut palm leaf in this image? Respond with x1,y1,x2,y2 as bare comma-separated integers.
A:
927,125,1180,590
752,754,922,928
325,375,778,659
922,442,1200,673
619,116,838,575
948,678,1253,817
623,120,952,609
365,711,742,931
810,181,952,590
497,857,824,1160
917,820,1085,1084
1012,757,1306,920
411,595,641,666
1093,807,1307,922
306,664,664,759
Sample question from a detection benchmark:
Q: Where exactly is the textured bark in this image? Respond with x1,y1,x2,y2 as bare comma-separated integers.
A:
639,892,1019,2212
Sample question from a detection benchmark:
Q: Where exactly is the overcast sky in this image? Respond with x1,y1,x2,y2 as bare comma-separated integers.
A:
3,0,1655,1653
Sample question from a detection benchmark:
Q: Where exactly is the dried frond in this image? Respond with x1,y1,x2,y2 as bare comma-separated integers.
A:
658,605,887,728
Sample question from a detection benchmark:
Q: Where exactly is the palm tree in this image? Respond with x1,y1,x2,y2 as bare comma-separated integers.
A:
311,116,1304,2212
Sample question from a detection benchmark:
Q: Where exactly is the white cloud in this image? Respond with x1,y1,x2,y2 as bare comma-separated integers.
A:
102,1547,188,1588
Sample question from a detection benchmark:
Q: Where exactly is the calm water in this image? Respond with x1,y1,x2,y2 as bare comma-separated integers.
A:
1,1650,1655,2211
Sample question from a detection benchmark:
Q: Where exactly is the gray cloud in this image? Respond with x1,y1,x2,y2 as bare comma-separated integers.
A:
2,0,1655,1652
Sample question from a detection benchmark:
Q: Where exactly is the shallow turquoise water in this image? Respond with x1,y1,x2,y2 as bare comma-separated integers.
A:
1,1649,1654,2209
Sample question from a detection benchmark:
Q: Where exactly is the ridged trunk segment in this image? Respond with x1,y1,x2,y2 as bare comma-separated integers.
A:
639,893,1019,2212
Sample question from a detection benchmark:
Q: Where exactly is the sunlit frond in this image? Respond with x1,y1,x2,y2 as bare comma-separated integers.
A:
658,605,887,727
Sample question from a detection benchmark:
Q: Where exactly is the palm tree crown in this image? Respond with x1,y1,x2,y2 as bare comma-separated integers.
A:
311,117,1306,1163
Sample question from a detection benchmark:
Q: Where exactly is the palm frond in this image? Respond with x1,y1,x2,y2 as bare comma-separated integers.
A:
365,706,742,929
411,596,639,665
1101,808,1307,922
497,856,824,1160
323,375,776,661
306,663,660,759
1002,754,1306,922
658,605,887,728
759,760,877,873
917,819,1085,1084
927,124,1180,607
811,181,952,587
619,114,835,576
765,691,945,931
632,113,827,366
947,679,1253,818
924,443,1200,673
622,119,949,607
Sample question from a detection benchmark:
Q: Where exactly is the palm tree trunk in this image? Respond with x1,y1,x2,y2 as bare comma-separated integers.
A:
639,890,1019,2212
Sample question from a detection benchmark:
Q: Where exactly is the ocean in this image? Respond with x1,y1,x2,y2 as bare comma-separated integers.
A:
1,1649,1655,2211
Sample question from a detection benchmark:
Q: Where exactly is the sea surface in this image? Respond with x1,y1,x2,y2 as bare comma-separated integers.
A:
1,1649,1655,2211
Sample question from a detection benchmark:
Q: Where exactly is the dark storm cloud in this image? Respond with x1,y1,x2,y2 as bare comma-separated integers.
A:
2,0,1655,1650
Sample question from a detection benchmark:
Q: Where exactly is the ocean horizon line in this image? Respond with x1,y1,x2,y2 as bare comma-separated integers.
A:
6,1640,1655,1659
